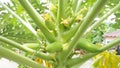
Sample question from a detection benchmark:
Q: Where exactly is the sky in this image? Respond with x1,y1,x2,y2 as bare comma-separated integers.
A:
0,0,10,3
0,58,18,68
0,0,47,3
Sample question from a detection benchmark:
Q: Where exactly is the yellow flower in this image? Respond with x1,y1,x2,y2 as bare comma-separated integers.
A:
35,58,44,64
61,18,70,27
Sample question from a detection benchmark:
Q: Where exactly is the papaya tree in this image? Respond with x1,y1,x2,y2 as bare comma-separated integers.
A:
0,0,120,68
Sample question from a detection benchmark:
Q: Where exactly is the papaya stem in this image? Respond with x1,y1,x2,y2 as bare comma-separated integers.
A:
0,36,53,60
67,37,120,67
0,2,42,43
0,46,45,68
60,0,108,61
84,2,120,36
18,0,56,43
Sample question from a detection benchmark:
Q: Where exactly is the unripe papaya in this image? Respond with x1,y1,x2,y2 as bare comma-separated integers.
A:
46,42,63,53
76,38,100,53
23,43,39,49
